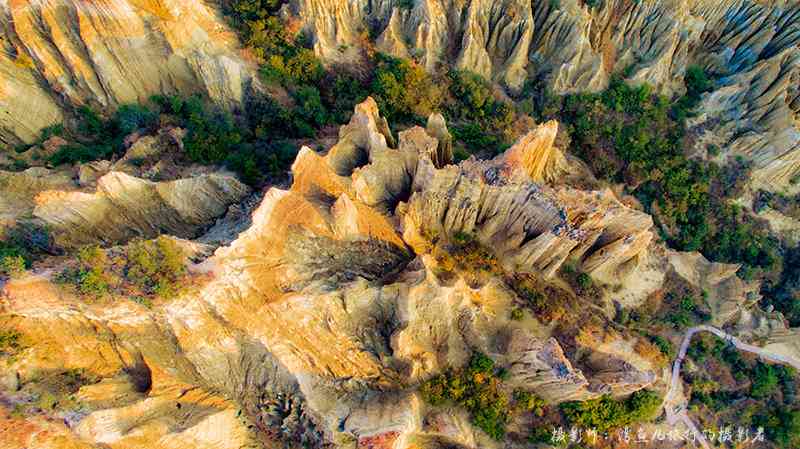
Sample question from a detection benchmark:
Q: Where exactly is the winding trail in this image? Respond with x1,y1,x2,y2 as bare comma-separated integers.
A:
664,325,800,448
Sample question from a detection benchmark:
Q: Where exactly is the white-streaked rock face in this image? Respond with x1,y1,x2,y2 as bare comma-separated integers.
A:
0,0,256,144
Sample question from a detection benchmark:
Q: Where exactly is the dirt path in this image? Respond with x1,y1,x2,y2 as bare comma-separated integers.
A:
664,325,800,448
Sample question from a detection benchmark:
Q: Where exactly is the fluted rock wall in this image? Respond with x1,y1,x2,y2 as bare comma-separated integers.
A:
290,0,800,192
0,99,787,449
0,0,255,144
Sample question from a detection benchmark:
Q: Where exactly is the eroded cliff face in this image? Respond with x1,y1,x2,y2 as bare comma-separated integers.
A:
0,125,252,248
2,98,778,449
293,0,797,94
0,0,255,144
289,0,800,193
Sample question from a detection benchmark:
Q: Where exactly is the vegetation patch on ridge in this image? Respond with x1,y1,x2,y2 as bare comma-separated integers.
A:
55,236,190,302
421,352,545,440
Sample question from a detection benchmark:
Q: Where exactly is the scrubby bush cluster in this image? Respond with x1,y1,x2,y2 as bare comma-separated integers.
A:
648,335,675,359
560,390,662,432
764,245,800,327
72,245,117,297
753,407,800,448
686,333,799,448
0,254,25,278
125,237,188,298
56,237,188,301
48,105,158,166
0,329,23,356
688,334,796,400
446,70,516,157
421,352,545,440
663,293,711,329
428,232,503,286
44,95,307,186
371,54,444,123
509,274,571,321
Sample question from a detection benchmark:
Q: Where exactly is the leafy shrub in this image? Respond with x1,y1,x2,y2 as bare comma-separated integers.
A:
687,336,713,362
263,48,325,85
244,94,316,139
125,237,187,298
0,255,26,278
57,238,189,300
648,335,675,358
232,15,289,60
39,124,65,141
451,231,474,246
684,65,712,101
576,273,592,289
76,106,107,137
371,54,443,123
55,245,116,297
529,427,555,444
292,86,329,128
221,0,286,23
114,104,158,136
152,94,303,183
0,330,23,355
514,390,546,416
509,275,571,321
446,70,517,155
430,232,501,280
225,151,261,186
664,294,710,329
0,222,55,268
75,246,116,297
751,362,780,399
753,407,800,448
322,71,370,123
448,71,494,120
701,203,779,280
560,390,662,432
47,103,157,166
157,95,243,164
0,240,27,271
764,245,800,327
421,353,515,440
754,189,800,220
451,123,507,156
48,143,115,166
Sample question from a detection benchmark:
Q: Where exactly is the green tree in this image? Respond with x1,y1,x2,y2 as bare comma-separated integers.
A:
125,237,187,298
371,54,443,123
560,390,662,432
751,362,780,399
